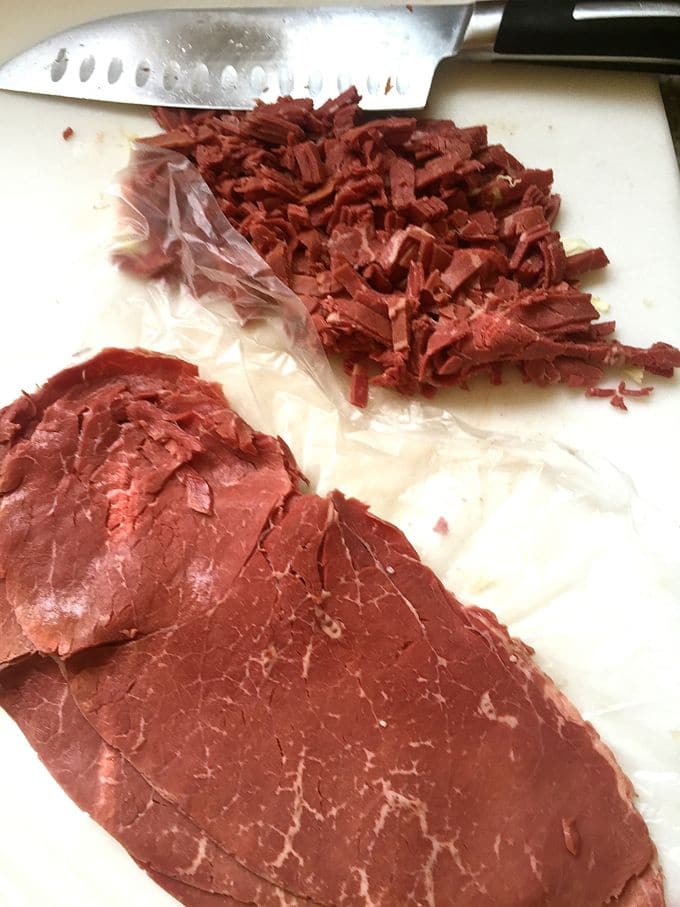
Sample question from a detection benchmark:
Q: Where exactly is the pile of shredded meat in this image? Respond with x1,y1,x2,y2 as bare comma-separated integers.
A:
0,349,666,906
131,88,680,407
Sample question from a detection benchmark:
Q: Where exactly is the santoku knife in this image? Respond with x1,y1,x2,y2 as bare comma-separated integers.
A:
1,1,679,111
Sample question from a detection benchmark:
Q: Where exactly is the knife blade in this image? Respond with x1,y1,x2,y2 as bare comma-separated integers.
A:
0,2,679,112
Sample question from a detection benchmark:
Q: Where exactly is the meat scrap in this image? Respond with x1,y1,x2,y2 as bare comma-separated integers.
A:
0,349,665,906
586,381,654,411
433,515,449,534
122,89,680,405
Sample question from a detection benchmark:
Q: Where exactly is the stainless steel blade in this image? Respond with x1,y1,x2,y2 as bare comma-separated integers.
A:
0,6,473,111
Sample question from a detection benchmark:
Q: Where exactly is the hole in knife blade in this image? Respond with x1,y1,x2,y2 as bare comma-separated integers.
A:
307,70,323,97
278,67,294,95
50,49,68,82
135,61,151,88
107,57,123,84
190,62,210,96
367,73,382,96
163,61,181,91
221,64,238,91
79,55,95,82
396,73,411,95
250,65,266,93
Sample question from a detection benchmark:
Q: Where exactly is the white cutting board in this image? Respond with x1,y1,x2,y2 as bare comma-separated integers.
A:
0,3,679,907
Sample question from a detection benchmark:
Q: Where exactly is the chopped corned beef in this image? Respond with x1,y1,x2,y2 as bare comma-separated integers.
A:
619,380,653,398
586,381,654,411
127,89,680,406
586,387,617,399
349,361,369,408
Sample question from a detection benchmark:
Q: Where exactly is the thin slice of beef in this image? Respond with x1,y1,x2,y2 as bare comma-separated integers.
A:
66,487,659,906
0,657,307,906
0,349,301,658
0,350,664,905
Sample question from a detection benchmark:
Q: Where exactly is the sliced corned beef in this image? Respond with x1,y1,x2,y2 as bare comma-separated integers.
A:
0,350,666,905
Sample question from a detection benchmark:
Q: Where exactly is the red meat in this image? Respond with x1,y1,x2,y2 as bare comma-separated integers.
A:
117,92,680,406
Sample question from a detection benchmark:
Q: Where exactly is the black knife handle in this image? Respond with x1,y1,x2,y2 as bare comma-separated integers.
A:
494,1,680,70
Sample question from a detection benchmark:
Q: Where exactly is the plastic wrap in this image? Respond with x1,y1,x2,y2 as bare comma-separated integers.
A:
110,146,680,899
1,144,678,904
